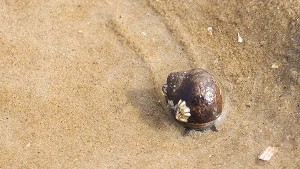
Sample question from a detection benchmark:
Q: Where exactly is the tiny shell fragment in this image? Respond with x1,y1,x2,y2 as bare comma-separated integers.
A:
258,146,278,161
238,33,243,43
271,63,279,69
207,26,213,35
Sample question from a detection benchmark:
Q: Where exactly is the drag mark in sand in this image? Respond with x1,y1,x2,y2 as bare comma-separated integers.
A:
107,19,159,94
105,1,193,101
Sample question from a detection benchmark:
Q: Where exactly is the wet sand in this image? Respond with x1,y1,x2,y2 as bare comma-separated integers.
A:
0,0,299,168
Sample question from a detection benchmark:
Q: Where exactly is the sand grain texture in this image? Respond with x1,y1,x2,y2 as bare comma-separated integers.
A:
0,0,299,168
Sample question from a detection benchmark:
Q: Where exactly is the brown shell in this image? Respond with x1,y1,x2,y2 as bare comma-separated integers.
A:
165,68,223,129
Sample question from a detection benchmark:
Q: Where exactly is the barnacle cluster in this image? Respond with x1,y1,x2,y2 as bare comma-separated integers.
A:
174,99,191,122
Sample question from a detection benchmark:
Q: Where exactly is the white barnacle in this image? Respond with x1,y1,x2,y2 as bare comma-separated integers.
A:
178,99,186,108
167,99,175,109
175,99,191,122
183,107,190,113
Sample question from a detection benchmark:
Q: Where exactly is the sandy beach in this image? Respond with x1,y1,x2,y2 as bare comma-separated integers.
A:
0,0,299,168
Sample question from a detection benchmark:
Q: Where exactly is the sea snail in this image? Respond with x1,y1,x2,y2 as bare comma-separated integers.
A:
162,68,223,132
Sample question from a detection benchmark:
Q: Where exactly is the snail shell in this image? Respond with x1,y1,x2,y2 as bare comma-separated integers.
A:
162,68,223,130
